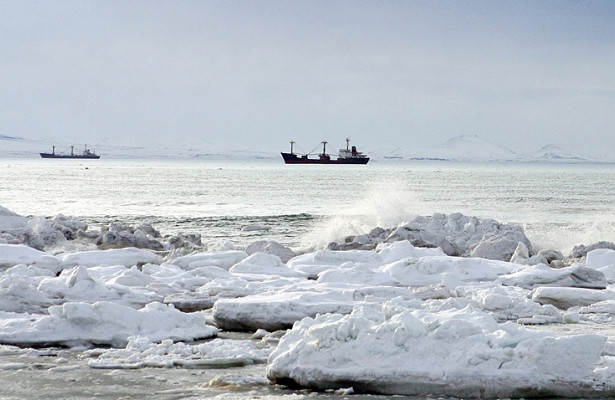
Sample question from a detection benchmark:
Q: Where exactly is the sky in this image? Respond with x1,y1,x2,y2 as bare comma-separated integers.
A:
1,0,615,156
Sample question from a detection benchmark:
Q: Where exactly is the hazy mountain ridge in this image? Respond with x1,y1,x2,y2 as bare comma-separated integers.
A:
366,135,597,163
0,134,607,163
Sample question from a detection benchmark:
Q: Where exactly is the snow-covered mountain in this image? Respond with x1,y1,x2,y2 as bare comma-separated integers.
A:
368,135,599,164
433,134,518,162
515,144,588,163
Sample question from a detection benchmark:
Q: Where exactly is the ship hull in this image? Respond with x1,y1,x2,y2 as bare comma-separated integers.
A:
281,152,369,165
40,153,100,159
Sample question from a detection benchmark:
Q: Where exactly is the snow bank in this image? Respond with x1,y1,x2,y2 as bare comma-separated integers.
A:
245,240,297,263
214,290,356,331
501,263,607,289
0,301,216,347
379,255,516,286
60,247,163,268
4,206,615,397
532,287,615,309
229,253,305,277
88,336,271,369
287,250,381,278
267,298,610,397
0,206,27,233
171,250,248,270
0,244,61,273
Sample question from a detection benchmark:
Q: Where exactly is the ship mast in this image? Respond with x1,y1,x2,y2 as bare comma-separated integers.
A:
321,141,328,155
289,141,295,154
346,137,350,150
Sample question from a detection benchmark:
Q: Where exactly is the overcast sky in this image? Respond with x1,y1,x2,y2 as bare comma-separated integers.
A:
2,1,614,155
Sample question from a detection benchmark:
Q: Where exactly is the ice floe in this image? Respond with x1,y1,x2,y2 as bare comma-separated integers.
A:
3,206,615,397
266,298,611,398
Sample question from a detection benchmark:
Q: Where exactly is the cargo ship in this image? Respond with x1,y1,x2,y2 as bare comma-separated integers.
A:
281,138,369,164
40,145,100,159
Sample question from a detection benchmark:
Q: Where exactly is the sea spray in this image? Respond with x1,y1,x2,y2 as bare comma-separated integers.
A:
299,183,420,249
523,218,615,257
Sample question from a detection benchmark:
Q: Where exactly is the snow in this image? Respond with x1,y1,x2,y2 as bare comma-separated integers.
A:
213,289,357,331
0,244,61,273
88,336,271,369
0,301,217,347
60,247,163,268
4,207,615,397
266,299,608,397
172,250,249,270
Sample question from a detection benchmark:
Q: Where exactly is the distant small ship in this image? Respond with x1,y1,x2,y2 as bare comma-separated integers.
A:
281,138,369,165
40,145,100,159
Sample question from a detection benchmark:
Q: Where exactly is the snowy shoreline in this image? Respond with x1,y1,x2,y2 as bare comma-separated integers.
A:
4,205,615,397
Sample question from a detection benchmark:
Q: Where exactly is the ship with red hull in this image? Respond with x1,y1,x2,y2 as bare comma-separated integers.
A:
281,139,369,165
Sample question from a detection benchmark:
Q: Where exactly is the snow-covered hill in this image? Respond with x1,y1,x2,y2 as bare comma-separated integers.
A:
368,135,599,164
433,134,518,162
515,144,588,163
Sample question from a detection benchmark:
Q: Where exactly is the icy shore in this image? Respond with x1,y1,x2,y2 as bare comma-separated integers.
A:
3,205,615,397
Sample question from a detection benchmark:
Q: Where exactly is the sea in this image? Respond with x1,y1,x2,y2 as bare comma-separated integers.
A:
2,158,615,255
1,157,615,399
